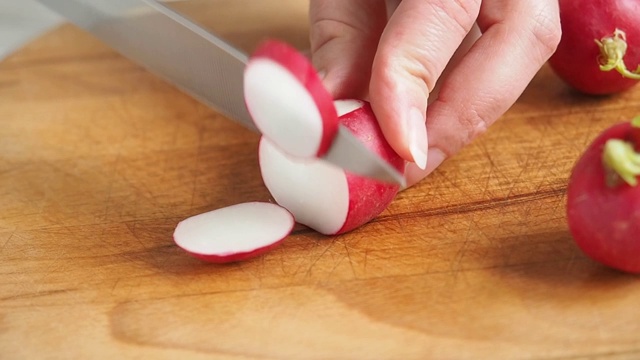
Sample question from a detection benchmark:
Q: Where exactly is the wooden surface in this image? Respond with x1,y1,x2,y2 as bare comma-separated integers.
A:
2,3,640,359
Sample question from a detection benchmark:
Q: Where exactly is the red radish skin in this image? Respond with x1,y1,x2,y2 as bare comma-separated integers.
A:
548,0,640,95
244,39,339,158
259,99,405,235
173,202,294,263
567,120,640,273
337,101,405,233
631,117,640,150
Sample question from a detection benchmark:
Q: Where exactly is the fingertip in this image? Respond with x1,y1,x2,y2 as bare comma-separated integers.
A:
401,147,447,190
408,106,428,170
369,68,430,169
366,0,480,169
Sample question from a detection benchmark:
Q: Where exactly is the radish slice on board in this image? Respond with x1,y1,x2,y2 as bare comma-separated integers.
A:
173,202,294,263
243,39,339,158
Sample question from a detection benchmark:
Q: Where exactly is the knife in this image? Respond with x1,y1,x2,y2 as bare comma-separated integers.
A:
34,0,406,186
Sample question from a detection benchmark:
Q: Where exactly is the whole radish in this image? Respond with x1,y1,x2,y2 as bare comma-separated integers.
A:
566,117,640,273
548,0,640,95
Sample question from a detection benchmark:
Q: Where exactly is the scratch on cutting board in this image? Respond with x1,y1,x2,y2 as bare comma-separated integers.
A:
334,239,359,279
450,217,481,278
340,240,357,278
438,169,476,209
238,260,264,288
188,127,205,212
362,247,370,273
100,138,124,223
0,288,74,302
300,240,340,281
506,121,550,200
320,256,347,285
1,232,14,250
477,141,498,198
376,186,566,226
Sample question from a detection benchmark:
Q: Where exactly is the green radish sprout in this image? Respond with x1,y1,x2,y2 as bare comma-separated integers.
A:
602,116,640,186
596,28,640,79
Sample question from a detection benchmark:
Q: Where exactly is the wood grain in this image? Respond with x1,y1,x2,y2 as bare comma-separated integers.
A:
2,3,640,359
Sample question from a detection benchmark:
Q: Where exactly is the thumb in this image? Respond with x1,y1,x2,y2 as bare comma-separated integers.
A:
309,0,388,99
369,0,480,169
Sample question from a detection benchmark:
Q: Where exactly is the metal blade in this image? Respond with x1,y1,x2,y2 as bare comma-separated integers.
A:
35,0,406,186
325,127,406,187
36,0,256,131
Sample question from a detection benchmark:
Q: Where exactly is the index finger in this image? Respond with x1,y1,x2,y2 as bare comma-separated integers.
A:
309,0,388,99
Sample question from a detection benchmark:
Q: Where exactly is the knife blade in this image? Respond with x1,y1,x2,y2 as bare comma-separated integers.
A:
35,0,406,186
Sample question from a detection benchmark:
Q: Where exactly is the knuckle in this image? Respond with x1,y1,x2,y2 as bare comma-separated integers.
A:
310,18,356,51
377,47,437,95
404,53,440,95
433,98,492,155
459,108,490,145
528,6,562,59
375,0,483,98
429,0,481,35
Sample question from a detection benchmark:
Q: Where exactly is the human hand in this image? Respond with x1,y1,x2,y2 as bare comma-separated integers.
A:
309,0,561,187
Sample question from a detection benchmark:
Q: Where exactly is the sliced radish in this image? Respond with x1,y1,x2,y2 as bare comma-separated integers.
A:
243,39,339,158
259,99,405,235
173,202,294,263
259,137,349,235
334,98,365,116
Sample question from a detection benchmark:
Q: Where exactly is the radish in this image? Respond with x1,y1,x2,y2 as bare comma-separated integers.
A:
259,99,406,235
548,0,640,95
244,39,339,158
566,117,640,273
173,40,406,262
173,202,294,263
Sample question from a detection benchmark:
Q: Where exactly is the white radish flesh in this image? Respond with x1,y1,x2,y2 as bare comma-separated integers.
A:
259,137,350,235
334,99,365,116
173,202,293,263
243,39,338,158
259,99,405,235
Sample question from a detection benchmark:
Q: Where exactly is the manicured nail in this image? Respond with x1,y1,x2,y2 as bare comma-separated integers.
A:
400,147,447,190
425,148,446,175
408,107,428,170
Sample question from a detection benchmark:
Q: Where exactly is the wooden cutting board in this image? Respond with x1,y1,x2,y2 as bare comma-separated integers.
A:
2,2,640,359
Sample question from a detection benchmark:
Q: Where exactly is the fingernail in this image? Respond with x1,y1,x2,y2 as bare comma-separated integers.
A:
425,148,446,175
401,147,447,190
408,107,428,170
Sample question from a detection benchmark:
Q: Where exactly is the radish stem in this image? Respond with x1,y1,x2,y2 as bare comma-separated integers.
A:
602,138,640,187
596,29,640,80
